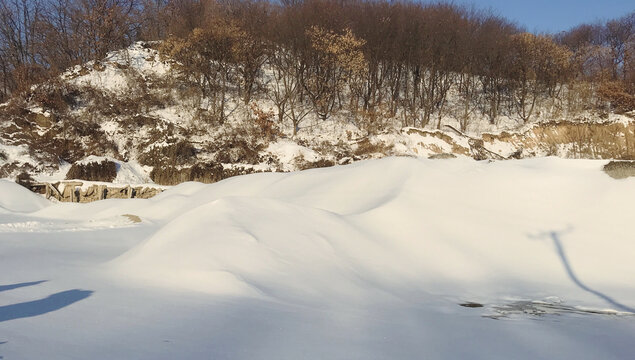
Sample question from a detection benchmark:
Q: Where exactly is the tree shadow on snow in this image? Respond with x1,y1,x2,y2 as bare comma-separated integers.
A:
0,280,48,293
0,339,6,359
545,230,635,314
0,290,93,323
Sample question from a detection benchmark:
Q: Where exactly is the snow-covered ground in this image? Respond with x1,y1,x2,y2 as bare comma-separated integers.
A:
1,157,634,359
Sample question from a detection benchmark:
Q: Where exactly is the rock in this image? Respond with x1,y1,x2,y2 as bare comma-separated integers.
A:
35,181,164,203
428,153,456,159
603,161,635,179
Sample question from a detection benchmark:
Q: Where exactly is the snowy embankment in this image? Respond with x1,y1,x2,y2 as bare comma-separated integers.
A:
1,158,634,359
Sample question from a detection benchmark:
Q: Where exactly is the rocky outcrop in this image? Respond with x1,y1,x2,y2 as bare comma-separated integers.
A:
30,181,163,203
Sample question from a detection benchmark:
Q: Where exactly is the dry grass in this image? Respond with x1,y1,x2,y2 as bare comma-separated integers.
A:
353,138,393,157
483,121,635,160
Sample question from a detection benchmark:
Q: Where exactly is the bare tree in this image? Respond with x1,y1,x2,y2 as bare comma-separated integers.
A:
303,26,366,121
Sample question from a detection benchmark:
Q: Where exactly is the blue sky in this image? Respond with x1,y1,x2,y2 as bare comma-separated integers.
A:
454,0,633,33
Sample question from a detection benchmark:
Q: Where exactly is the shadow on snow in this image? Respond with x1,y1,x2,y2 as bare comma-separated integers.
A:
0,289,93,323
547,230,635,314
0,280,48,293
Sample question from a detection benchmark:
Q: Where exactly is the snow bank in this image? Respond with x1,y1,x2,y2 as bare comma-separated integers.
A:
0,179,50,213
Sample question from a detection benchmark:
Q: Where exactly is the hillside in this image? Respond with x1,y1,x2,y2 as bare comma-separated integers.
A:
0,42,633,190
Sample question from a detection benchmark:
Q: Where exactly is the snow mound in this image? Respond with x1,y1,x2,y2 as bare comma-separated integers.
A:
0,180,50,213
112,158,635,310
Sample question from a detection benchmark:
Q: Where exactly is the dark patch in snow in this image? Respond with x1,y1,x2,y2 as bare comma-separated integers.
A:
484,300,635,320
459,302,483,308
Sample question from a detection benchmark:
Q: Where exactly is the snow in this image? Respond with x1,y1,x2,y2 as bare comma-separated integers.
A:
1,158,634,359
65,42,170,93
0,180,50,213
0,143,39,168
266,139,320,170
376,128,471,158
32,161,72,183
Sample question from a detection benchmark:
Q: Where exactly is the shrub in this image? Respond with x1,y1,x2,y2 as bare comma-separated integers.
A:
212,139,262,164
297,158,336,170
27,78,81,113
598,81,635,113
353,138,392,157
66,160,117,182
149,162,224,185
250,103,279,140
355,108,391,136
209,122,265,165
16,171,35,189
138,140,197,167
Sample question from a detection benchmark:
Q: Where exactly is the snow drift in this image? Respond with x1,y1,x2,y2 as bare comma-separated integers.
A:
0,179,50,213
106,157,635,309
1,158,634,359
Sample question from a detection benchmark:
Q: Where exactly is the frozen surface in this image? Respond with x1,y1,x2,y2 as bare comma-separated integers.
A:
0,158,634,359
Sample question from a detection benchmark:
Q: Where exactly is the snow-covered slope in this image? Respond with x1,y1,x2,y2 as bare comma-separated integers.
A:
1,41,633,185
0,158,634,359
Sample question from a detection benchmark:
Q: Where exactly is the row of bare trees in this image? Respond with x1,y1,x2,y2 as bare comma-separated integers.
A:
556,12,635,113
1,0,633,130
0,0,140,97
